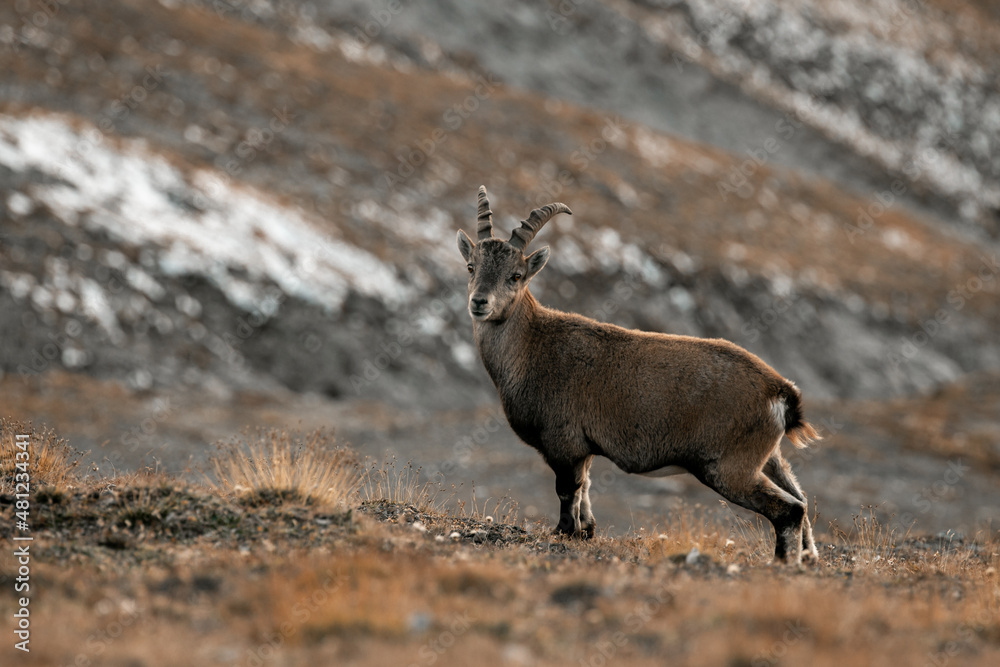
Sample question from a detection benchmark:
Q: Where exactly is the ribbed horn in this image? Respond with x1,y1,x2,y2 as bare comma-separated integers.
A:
476,185,494,240
509,202,572,250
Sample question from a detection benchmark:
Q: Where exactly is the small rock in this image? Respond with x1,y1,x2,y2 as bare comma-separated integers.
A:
450,531,461,541
685,547,701,565
550,582,603,607
412,521,427,533
501,643,534,666
407,611,433,635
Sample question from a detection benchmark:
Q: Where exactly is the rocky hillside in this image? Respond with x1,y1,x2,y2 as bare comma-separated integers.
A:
2,0,998,405
1,0,998,535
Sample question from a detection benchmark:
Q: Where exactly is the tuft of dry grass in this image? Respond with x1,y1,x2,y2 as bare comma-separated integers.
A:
629,502,766,565
541,501,777,567
830,505,912,572
358,456,442,511
208,428,358,508
0,417,84,493
455,483,520,526
719,500,775,565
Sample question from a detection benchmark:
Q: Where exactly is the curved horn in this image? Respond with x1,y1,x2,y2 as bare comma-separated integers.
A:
476,185,494,240
509,202,572,250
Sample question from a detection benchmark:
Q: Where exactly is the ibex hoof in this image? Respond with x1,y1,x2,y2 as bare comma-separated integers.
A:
801,548,820,565
553,523,594,540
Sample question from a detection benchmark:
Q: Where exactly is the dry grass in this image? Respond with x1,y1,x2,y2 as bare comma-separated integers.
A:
564,501,775,569
358,456,443,511
357,459,521,528
207,428,358,508
721,500,777,565
829,505,910,571
457,484,521,526
0,418,84,494
1,422,999,666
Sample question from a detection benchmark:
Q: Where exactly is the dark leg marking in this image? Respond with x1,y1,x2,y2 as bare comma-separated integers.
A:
763,453,818,562
706,466,806,564
552,457,595,539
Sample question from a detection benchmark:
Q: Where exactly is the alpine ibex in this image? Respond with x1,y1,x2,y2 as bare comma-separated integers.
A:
457,186,821,564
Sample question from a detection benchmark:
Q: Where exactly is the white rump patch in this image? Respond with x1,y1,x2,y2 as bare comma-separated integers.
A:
637,465,687,478
770,397,787,431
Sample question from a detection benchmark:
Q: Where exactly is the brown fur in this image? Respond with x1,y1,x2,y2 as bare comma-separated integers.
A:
457,188,821,564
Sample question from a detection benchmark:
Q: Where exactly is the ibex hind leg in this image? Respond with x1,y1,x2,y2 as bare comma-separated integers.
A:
763,452,818,562
707,466,806,565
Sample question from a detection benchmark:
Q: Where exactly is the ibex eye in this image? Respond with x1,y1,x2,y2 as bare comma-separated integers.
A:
510,273,522,283
467,264,474,274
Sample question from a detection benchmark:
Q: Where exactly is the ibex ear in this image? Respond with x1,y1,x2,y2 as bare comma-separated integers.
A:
524,246,550,281
457,230,474,261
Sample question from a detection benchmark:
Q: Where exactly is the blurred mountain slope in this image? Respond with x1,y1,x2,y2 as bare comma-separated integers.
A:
208,0,1000,233
1,0,998,409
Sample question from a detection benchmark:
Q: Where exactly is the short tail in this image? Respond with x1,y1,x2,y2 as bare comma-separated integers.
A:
777,382,821,449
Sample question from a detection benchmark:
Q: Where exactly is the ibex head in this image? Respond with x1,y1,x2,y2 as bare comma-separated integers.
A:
457,186,571,321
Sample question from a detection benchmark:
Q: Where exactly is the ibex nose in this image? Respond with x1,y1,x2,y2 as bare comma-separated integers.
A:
470,296,489,310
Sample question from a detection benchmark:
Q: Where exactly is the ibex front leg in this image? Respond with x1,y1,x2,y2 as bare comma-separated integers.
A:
552,456,595,539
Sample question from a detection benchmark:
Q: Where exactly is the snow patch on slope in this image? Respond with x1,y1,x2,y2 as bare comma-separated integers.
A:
0,112,412,315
